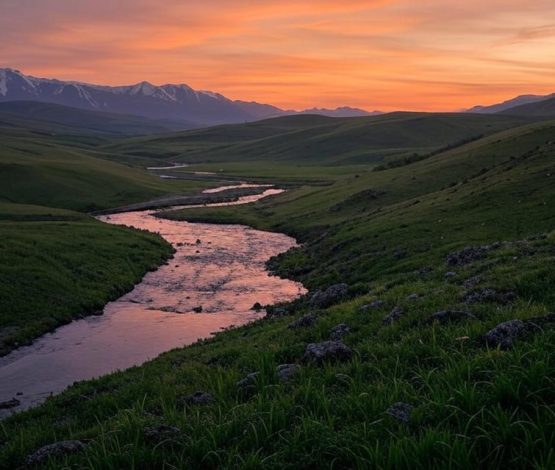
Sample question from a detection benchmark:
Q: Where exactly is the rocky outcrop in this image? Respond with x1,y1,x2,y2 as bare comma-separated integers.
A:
303,341,353,363
276,364,301,383
26,440,86,466
310,284,349,308
288,314,316,329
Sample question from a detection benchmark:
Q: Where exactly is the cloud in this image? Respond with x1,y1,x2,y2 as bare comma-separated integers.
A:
0,0,554,110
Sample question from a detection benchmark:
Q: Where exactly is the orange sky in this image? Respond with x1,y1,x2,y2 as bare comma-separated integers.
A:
1,0,554,111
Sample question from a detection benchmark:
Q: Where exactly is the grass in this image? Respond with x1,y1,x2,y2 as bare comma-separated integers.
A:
0,112,554,468
0,203,174,355
103,112,532,166
0,232,553,468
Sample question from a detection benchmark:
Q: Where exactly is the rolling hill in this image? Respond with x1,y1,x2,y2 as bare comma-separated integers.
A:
105,112,533,166
0,101,191,136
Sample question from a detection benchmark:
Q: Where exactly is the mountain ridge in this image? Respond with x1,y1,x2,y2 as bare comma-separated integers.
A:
0,68,376,127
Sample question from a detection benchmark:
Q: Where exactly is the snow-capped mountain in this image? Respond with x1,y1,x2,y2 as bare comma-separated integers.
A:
0,68,375,127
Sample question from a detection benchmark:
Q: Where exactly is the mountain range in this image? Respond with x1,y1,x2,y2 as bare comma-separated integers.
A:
0,68,378,128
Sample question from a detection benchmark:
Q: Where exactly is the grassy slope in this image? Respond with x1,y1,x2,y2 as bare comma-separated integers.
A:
103,112,530,166
0,122,212,354
0,203,174,355
0,129,212,212
1,121,554,468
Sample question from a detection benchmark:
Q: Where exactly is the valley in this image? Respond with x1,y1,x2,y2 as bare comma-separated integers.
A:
0,99,554,468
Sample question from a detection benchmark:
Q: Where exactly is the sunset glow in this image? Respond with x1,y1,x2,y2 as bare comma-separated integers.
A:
2,0,554,111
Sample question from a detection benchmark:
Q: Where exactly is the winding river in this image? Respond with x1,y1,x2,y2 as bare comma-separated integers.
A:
0,189,305,416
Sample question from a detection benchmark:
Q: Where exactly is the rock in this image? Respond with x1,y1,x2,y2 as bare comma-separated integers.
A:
330,323,351,340
302,341,353,363
192,306,203,313
359,300,385,312
445,271,457,278
25,440,86,466
383,307,404,325
0,398,20,409
236,372,260,389
159,305,180,313
447,245,493,266
462,275,482,289
310,283,349,308
385,402,413,423
464,288,516,305
427,310,476,324
144,424,181,442
180,391,214,406
419,266,433,277
252,302,263,311
276,364,300,383
288,314,316,329
484,320,526,349
266,307,289,317
195,239,202,245
407,293,419,301
483,314,555,349
525,313,555,330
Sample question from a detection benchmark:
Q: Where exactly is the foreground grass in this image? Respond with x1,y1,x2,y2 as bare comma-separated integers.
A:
1,234,553,468
0,203,174,355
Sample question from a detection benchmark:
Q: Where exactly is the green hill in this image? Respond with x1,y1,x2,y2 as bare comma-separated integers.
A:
0,128,212,212
105,112,532,166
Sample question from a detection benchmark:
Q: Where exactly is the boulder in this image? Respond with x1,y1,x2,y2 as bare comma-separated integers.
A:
330,323,351,340
192,306,203,313
310,283,349,308
427,310,476,324
180,391,214,406
288,314,316,329
26,440,86,466
143,424,181,443
236,372,260,389
385,402,413,423
464,288,516,305
446,244,499,266
276,364,301,383
407,293,419,301
484,320,526,349
359,300,385,312
0,398,20,409
303,341,353,363
383,306,404,325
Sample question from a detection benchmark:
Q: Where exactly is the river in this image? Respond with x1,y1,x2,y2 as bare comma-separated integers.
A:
0,188,305,416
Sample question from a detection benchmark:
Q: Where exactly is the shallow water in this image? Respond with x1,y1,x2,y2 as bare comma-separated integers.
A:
0,190,305,415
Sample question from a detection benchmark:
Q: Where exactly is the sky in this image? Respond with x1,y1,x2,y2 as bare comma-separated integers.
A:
1,0,554,111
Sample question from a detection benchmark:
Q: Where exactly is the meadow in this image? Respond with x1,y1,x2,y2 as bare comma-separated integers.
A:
0,109,554,468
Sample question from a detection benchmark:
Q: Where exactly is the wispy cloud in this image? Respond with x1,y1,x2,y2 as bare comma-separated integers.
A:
0,0,554,110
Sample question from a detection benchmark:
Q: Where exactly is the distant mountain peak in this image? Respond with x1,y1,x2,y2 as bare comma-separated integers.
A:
467,92,555,114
